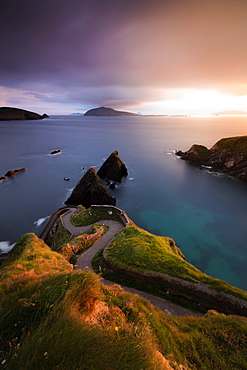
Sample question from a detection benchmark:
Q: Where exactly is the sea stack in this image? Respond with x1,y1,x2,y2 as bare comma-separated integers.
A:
97,151,128,182
64,167,116,208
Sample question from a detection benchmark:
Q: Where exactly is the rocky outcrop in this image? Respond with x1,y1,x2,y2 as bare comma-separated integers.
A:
50,149,61,155
4,168,26,177
97,151,128,183
0,107,48,121
64,167,116,208
84,106,138,116
176,136,247,181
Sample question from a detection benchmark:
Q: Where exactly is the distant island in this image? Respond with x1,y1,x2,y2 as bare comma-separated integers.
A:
84,106,139,116
0,107,49,121
212,110,247,116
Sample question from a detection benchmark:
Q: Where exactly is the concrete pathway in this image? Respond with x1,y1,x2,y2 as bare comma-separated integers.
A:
75,220,124,270
59,208,201,317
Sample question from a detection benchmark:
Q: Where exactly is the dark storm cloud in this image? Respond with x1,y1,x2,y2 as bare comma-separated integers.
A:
1,0,247,111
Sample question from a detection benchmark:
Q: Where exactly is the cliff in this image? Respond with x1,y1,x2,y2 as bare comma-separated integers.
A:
176,135,247,181
0,107,48,121
97,151,128,182
64,167,116,207
1,225,247,368
84,106,138,116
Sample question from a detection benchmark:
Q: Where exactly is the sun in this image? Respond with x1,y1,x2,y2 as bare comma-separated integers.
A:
140,89,247,116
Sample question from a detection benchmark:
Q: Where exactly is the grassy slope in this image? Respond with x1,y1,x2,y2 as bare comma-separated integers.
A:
104,226,247,301
212,135,247,156
1,233,247,369
70,205,121,226
0,107,42,120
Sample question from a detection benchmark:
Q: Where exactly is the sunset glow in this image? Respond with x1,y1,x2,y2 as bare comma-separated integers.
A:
1,0,247,115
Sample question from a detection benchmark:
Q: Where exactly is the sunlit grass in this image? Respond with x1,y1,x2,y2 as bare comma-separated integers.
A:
70,205,121,226
1,233,247,369
105,226,247,301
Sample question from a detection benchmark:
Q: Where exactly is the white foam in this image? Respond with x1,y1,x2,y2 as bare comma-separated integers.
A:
202,165,213,169
33,217,48,227
0,241,15,253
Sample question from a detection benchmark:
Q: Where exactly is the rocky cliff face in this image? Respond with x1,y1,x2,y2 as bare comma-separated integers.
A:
97,151,128,183
64,167,116,207
176,136,247,181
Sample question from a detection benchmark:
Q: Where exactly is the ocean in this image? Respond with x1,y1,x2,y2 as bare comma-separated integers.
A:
1,115,247,290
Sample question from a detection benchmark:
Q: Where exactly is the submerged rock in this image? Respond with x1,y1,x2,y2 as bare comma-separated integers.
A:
177,136,247,181
64,167,116,207
97,151,128,182
4,168,26,177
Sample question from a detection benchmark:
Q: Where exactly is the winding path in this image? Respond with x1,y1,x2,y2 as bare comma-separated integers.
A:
60,208,201,317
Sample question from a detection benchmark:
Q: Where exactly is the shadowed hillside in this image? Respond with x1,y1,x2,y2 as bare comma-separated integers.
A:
0,107,48,120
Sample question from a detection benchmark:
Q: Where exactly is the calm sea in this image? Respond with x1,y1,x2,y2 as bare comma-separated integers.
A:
1,115,247,290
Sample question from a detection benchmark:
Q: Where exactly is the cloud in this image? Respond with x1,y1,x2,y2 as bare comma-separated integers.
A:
1,0,247,112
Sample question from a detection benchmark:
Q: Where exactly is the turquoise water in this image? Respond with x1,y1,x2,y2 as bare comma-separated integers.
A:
0,115,247,290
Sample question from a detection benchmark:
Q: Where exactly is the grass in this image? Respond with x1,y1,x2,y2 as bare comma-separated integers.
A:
1,233,247,369
92,248,205,313
212,135,247,157
104,226,247,302
70,205,121,226
47,218,71,250
49,217,109,263
191,144,209,157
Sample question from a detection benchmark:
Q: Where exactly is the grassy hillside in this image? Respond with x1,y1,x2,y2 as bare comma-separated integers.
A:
104,226,247,296
102,226,247,315
0,107,47,120
1,232,247,369
212,135,247,157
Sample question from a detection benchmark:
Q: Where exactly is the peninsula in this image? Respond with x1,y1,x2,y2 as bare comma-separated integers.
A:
0,107,48,121
176,135,247,181
84,106,138,116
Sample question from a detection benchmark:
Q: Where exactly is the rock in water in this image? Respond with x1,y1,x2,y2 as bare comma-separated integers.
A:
4,168,26,177
64,167,116,207
97,151,128,182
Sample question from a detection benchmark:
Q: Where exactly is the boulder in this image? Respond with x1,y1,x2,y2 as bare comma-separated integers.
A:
97,151,128,182
64,167,116,207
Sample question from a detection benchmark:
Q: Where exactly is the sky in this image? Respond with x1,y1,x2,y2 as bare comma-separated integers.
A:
1,0,247,115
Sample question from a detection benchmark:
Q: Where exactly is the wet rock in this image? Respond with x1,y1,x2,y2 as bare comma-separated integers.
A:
5,168,26,177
